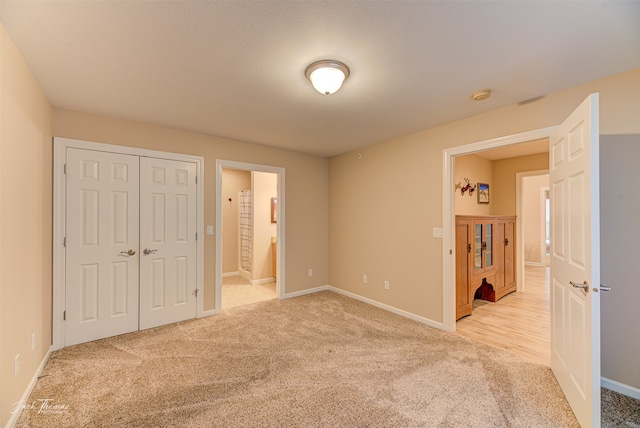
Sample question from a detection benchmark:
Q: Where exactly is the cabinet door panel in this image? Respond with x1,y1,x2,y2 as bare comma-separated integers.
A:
474,223,483,270
494,222,506,292
485,222,493,267
503,219,516,289
456,220,472,319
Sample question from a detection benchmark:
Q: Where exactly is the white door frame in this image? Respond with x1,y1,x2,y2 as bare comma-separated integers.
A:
516,170,550,277
215,160,285,312
442,127,557,332
540,185,550,267
53,137,205,350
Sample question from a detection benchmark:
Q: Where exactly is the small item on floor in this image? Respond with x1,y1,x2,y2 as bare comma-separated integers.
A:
474,278,496,302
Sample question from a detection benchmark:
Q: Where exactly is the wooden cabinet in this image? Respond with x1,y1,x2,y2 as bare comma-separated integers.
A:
456,215,516,320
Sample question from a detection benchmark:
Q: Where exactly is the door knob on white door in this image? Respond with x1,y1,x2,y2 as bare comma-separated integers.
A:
598,284,612,292
143,248,158,255
120,249,136,256
570,280,589,291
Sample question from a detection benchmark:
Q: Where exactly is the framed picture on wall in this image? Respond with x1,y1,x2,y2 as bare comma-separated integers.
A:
477,183,489,204
271,197,277,223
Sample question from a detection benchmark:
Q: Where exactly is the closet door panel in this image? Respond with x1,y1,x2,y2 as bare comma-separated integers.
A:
139,157,197,330
65,148,140,346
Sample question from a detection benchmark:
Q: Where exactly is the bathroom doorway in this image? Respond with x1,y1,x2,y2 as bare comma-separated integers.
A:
215,160,285,311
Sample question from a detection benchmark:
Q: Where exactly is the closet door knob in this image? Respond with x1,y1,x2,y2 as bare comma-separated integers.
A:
143,248,158,255
120,249,136,256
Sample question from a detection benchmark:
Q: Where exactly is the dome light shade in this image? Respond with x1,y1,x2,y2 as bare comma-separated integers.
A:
305,60,350,95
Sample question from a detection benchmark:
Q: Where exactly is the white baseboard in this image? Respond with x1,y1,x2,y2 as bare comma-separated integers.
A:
200,308,218,318
222,271,239,278
283,285,329,299
602,377,640,400
250,277,275,285
6,346,53,428
328,286,444,330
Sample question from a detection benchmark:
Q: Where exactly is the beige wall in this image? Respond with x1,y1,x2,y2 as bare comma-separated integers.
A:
52,109,329,310
600,135,640,391
522,175,549,265
454,154,492,215
221,168,251,274
0,24,53,426
252,171,277,281
329,69,640,389
491,152,549,216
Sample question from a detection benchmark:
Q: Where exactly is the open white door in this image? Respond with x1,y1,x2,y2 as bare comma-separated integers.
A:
550,93,601,427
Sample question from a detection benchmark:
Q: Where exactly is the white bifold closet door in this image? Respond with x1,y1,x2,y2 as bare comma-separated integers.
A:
65,149,140,346
65,149,197,346
139,157,197,330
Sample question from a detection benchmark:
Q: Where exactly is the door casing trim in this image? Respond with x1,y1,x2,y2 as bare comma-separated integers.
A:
53,137,205,350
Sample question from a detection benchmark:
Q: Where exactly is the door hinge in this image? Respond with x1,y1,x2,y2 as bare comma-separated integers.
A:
63,310,66,321
63,164,67,174
195,232,198,241
195,175,198,184
63,237,66,247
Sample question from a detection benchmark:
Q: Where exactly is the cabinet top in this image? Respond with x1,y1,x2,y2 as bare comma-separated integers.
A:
455,214,516,220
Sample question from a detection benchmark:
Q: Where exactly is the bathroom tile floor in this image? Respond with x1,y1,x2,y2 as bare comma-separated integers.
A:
221,275,276,310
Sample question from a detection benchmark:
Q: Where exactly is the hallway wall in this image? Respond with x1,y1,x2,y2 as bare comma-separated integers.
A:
221,168,251,274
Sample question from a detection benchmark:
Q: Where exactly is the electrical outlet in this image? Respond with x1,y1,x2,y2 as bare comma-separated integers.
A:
384,280,390,290
362,275,368,284
308,268,313,277
32,332,36,351
14,355,20,376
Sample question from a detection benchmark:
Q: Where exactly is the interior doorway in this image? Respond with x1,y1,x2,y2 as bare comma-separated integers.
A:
521,173,550,269
453,140,550,365
220,168,278,309
443,128,556,331
215,160,285,312
444,135,550,365
448,142,551,364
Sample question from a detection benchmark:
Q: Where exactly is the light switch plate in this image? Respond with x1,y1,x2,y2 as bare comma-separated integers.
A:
433,227,443,238
207,225,214,235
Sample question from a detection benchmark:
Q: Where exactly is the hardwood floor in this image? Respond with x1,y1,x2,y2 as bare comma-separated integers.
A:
456,265,550,366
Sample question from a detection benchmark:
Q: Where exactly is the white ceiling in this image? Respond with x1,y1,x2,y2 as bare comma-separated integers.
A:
2,1,639,157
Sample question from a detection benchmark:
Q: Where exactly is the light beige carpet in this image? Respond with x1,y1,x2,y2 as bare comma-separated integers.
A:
17,291,580,427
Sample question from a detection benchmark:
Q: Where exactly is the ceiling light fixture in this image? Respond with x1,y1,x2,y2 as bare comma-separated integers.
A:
305,60,350,95
471,89,492,101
